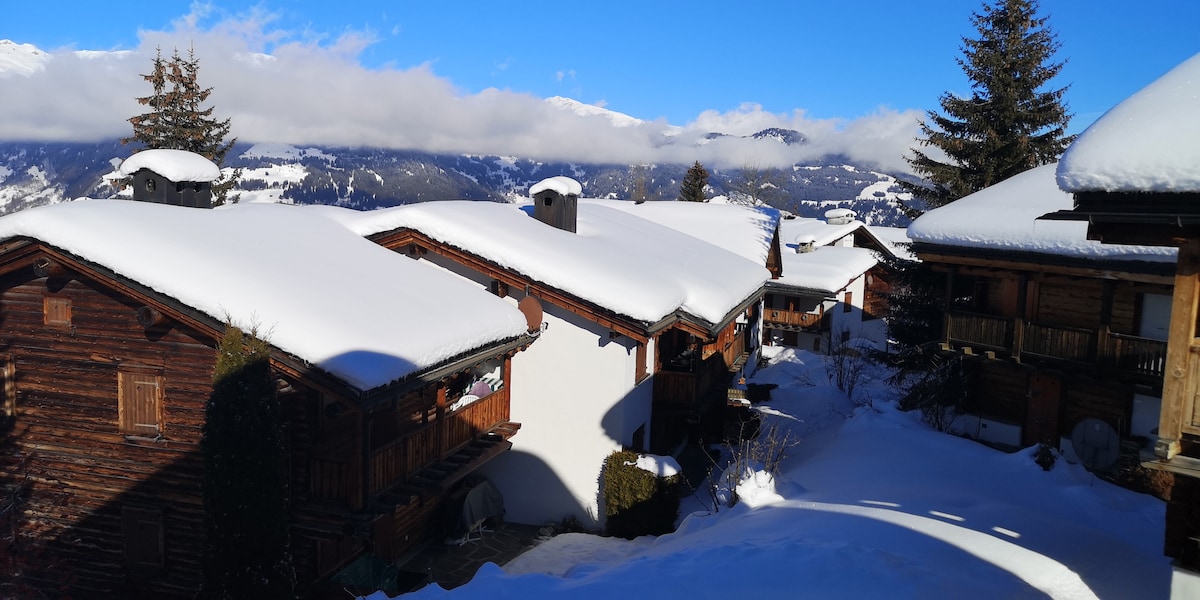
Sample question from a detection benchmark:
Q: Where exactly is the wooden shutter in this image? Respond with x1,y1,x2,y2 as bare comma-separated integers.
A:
43,295,71,328
122,505,164,574
119,370,162,436
1,358,13,421
635,342,648,383
843,291,853,313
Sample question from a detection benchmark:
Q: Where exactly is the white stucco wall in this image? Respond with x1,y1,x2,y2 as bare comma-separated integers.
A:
479,299,652,527
416,253,652,527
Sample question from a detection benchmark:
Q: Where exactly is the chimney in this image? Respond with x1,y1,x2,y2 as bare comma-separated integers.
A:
118,149,221,208
795,234,817,253
824,208,856,226
530,176,582,233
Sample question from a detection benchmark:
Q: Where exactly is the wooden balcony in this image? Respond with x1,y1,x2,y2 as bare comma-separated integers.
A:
945,310,1167,379
654,355,730,407
764,308,823,330
368,387,511,496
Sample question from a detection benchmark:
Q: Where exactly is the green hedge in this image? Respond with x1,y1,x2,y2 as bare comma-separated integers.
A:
602,450,682,539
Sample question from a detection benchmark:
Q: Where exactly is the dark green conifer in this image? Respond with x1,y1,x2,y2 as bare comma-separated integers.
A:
678,161,709,202
124,47,241,205
901,0,1073,211
200,325,294,599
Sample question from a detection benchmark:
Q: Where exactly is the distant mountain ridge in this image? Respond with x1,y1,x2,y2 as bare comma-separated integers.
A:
0,140,917,226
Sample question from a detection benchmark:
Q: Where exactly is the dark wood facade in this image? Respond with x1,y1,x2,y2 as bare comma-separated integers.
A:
916,245,1173,449
0,240,524,597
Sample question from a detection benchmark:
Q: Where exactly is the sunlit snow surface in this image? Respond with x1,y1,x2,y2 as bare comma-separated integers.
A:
1058,52,1200,193
373,348,1169,599
909,163,1175,263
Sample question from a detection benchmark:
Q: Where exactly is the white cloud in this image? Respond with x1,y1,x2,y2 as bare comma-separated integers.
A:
0,12,922,173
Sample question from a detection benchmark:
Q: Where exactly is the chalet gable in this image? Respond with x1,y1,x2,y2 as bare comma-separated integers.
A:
324,199,771,342
0,201,533,399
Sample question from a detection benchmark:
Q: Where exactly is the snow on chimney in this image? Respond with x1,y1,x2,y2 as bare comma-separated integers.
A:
824,208,856,226
530,176,582,233
118,149,221,209
795,234,817,253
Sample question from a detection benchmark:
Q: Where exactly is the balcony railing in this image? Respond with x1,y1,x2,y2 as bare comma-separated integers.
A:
764,308,823,329
947,311,1010,350
945,310,1166,378
368,387,510,495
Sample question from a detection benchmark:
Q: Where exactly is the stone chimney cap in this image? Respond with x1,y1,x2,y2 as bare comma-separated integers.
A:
530,176,582,198
119,149,221,182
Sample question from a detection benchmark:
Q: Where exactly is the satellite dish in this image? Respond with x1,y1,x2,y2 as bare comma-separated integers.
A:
1070,418,1120,471
518,295,543,333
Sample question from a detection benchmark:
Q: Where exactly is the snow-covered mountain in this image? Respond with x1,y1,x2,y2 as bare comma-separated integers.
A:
0,39,48,75
0,141,916,226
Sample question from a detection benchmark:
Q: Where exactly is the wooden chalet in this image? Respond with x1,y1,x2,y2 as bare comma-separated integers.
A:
909,164,1174,453
322,183,773,526
1042,52,1200,597
0,189,534,597
366,210,758,455
763,210,900,352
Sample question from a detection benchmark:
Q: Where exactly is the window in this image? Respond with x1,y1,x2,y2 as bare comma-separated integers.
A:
119,369,163,436
43,295,71,329
843,291,853,313
122,505,164,575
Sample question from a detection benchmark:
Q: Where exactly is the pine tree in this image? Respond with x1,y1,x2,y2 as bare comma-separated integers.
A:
901,0,1073,211
678,161,709,202
124,47,241,205
874,252,967,429
200,325,295,599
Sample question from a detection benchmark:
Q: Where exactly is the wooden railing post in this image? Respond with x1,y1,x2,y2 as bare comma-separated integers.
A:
1012,316,1024,359
436,384,448,461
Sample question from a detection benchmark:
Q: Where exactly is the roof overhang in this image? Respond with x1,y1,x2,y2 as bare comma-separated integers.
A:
911,241,1176,285
1039,190,1200,247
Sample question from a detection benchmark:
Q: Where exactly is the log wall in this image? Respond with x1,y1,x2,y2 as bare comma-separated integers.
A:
1,267,215,597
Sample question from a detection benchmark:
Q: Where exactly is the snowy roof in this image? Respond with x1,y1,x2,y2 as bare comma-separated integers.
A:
529,176,582,197
594,199,780,266
867,225,915,261
319,200,771,327
779,216,862,250
909,164,1176,263
118,149,222,183
773,246,879,295
1057,52,1200,193
0,200,529,392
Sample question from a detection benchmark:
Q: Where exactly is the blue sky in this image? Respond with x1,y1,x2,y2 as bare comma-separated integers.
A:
2,1,1198,170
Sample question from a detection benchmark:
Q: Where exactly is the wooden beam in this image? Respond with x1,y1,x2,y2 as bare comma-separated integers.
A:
915,251,1175,286
1159,239,1200,459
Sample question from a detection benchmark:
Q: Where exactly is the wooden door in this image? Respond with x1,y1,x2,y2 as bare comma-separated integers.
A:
1023,373,1062,447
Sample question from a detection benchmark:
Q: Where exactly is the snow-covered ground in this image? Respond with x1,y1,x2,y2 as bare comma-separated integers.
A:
373,348,1170,599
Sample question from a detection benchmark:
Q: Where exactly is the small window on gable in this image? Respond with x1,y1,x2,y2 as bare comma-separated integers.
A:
122,505,165,576
44,295,71,329
119,368,163,437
